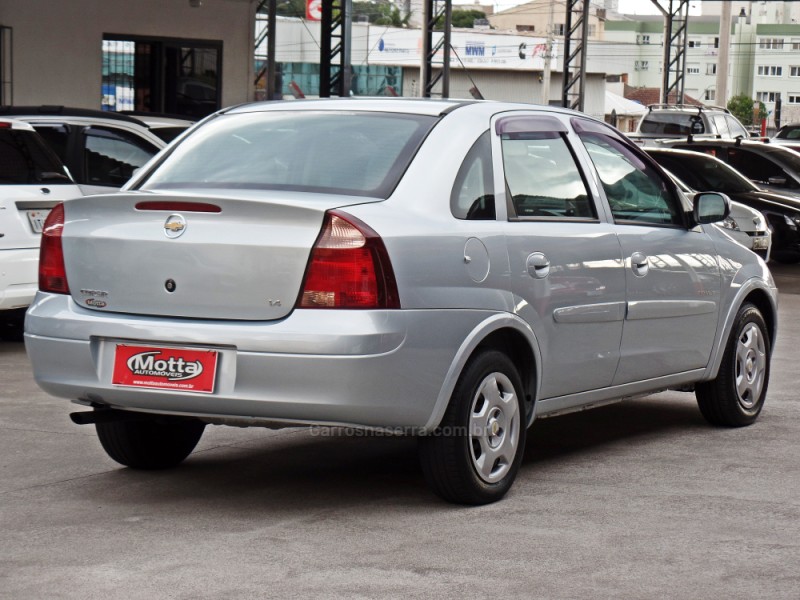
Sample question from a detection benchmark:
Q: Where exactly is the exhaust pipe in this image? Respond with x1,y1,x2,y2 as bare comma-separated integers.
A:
70,409,151,425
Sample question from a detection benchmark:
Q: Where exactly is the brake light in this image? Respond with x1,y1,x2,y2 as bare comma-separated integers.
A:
39,203,69,294
135,201,221,213
299,210,399,309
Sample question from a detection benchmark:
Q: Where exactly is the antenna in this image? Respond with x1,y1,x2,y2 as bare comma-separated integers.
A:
449,44,484,100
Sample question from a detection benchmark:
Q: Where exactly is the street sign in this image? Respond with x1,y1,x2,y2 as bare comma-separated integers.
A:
306,0,321,21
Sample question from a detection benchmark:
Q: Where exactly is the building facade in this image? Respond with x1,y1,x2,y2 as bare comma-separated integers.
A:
0,0,256,115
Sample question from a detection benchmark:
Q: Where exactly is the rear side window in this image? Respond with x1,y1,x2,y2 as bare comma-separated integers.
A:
142,111,437,198
712,114,730,137
0,127,72,184
451,131,495,220
639,112,705,135
84,127,160,187
726,115,749,138
501,132,594,219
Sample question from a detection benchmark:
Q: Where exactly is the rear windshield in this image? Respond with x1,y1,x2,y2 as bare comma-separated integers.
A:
639,113,705,135
140,111,437,198
0,128,72,185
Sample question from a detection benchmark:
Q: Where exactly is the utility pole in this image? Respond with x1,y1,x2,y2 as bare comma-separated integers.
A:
716,0,732,106
540,0,555,105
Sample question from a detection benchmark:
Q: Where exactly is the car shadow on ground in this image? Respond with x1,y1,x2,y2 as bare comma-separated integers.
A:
69,394,708,511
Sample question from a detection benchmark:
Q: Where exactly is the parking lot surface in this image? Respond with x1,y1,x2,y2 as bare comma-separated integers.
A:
2,265,799,599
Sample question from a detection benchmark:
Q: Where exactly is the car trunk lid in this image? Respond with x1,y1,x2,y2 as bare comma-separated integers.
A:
62,190,380,320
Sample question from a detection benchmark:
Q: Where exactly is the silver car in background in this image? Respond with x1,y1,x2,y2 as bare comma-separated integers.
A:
25,99,778,504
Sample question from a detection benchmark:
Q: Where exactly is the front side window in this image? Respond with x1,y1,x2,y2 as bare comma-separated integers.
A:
142,111,436,198
84,127,159,187
574,120,683,227
451,131,495,220
728,149,799,189
500,132,593,219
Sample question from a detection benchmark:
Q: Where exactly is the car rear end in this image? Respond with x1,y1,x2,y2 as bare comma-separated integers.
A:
0,119,82,314
24,103,475,430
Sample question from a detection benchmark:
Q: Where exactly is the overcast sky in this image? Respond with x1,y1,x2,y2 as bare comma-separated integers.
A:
489,1,704,16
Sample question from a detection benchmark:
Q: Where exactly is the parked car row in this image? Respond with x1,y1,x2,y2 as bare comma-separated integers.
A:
623,104,800,263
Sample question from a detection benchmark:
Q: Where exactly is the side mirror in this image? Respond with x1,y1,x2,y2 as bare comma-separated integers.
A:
768,176,787,186
693,192,731,224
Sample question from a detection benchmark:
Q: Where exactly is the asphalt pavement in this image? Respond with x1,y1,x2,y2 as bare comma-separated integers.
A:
1,266,799,599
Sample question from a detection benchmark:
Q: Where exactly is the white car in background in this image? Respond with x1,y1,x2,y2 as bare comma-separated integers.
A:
0,118,82,336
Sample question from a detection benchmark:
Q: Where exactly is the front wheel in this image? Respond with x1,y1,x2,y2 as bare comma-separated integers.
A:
418,350,527,505
95,415,206,469
696,303,771,427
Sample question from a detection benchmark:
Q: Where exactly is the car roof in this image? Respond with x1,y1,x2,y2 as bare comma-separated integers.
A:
0,105,147,126
220,97,596,120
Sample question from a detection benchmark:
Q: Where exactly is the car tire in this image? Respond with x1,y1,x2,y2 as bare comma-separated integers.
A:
695,303,771,427
418,350,527,505
95,416,206,469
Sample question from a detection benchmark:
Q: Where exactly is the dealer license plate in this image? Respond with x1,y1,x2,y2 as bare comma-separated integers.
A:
112,344,219,394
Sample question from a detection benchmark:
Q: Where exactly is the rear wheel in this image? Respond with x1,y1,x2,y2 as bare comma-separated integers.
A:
696,303,770,427
95,415,206,469
419,350,526,505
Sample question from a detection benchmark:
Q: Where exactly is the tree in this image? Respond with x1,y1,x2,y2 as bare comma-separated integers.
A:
353,1,410,27
727,94,765,126
451,9,487,28
434,9,486,29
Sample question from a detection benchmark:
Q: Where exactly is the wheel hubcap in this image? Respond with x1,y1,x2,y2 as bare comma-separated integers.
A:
469,372,520,484
735,323,767,410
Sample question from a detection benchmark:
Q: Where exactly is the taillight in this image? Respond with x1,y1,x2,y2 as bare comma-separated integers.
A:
39,203,69,294
299,210,399,309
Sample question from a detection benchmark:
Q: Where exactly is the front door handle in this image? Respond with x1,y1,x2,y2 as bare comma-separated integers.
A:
630,251,649,277
526,252,550,279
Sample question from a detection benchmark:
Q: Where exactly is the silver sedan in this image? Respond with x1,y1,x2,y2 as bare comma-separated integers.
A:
25,99,777,504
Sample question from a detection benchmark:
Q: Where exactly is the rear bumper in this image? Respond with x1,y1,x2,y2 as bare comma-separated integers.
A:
0,248,38,311
24,293,496,430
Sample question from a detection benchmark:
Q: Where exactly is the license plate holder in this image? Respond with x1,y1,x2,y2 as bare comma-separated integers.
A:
112,344,219,394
